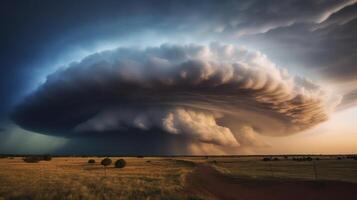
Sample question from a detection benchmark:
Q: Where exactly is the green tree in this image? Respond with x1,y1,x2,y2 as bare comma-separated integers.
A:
114,159,126,168
101,157,112,176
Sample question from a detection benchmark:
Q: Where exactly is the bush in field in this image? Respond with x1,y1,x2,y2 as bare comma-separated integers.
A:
23,156,41,163
88,159,96,164
43,155,52,161
292,157,313,162
101,157,112,176
262,157,272,161
114,159,126,168
22,155,52,163
101,157,112,167
346,156,357,160
306,157,313,161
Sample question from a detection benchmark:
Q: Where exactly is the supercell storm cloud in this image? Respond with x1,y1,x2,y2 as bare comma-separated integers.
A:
11,43,339,154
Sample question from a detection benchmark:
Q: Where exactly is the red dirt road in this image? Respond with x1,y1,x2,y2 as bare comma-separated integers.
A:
185,164,357,200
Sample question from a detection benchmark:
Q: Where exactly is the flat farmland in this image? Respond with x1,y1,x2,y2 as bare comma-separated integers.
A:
210,156,357,182
0,157,194,200
0,156,357,200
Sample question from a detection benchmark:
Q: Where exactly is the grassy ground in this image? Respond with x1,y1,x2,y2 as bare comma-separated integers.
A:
210,156,357,182
0,157,195,200
0,156,356,200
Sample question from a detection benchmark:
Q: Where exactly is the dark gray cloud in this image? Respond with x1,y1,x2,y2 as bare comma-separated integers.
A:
12,43,338,154
208,0,356,35
240,2,357,79
1,0,356,120
234,2,357,108
1,0,357,154
52,130,192,155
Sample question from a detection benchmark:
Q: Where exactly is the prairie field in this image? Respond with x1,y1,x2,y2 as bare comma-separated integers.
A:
0,156,357,200
210,156,357,182
0,157,194,200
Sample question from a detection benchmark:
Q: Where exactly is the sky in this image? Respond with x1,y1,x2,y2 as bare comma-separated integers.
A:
0,0,356,155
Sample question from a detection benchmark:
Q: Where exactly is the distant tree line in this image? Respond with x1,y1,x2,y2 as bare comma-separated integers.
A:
23,155,52,163
262,155,357,162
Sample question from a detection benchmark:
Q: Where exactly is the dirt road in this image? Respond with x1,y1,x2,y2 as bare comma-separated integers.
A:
185,164,357,200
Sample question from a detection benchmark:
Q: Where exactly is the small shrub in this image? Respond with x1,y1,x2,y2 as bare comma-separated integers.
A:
292,157,313,162
88,159,96,164
23,155,52,163
23,156,41,163
273,157,279,161
43,155,52,161
262,157,272,161
101,157,112,167
347,156,357,160
101,157,112,177
114,159,126,168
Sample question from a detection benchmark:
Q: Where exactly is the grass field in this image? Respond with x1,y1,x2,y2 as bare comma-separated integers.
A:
210,156,357,182
0,157,195,200
0,156,356,200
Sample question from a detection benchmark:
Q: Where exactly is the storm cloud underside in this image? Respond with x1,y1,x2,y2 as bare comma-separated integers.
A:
12,44,339,154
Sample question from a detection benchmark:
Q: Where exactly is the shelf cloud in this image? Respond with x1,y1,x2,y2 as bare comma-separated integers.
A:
11,43,340,154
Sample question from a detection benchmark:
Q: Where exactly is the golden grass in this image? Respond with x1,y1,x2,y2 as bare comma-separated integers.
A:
1,156,356,200
211,156,357,182
0,157,194,200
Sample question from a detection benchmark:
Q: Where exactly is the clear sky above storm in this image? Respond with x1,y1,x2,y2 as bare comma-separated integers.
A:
0,0,356,155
